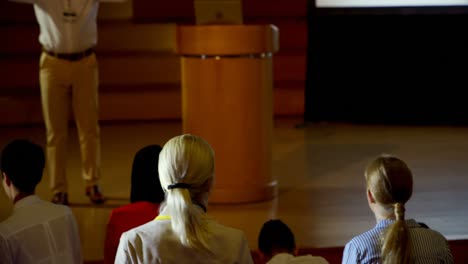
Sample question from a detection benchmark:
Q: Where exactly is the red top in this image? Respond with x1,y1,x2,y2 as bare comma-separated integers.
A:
104,201,160,264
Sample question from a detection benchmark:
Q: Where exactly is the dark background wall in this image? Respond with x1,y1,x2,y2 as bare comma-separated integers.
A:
305,4,468,124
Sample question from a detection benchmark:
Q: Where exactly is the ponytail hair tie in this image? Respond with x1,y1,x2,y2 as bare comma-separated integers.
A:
167,183,191,190
394,202,405,221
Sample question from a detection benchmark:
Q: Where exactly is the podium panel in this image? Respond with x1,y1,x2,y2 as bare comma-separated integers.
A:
177,25,278,203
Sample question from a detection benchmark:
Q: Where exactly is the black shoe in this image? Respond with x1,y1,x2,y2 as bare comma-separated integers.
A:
85,185,105,204
51,192,69,205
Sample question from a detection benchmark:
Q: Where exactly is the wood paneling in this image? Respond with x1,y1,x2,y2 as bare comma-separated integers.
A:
0,2,36,23
133,0,194,22
132,0,307,21
0,0,307,125
0,54,305,93
243,0,307,18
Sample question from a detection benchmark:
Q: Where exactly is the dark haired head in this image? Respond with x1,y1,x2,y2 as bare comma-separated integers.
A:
258,219,296,257
130,145,164,203
1,139,45,193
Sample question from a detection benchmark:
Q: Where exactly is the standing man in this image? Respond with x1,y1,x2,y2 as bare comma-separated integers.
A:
10,0,125,205
0,139,82,263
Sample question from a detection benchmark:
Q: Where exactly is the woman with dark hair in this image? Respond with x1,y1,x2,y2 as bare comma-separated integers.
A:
342,154,453,264
104,145,164,264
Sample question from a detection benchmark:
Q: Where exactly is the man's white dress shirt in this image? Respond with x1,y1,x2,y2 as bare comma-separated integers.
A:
10,0,125,53
0,195,82,264
267,253,329,264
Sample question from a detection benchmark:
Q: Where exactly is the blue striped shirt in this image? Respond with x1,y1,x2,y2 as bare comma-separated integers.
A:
342,219,453,264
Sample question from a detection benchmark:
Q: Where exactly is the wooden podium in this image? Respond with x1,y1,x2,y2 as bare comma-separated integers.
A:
176,25,279,203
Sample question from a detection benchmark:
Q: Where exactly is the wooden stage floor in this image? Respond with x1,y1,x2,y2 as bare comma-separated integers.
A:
1,118,467,261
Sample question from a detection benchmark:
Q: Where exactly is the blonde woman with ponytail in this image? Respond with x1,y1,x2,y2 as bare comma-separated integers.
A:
342,155,453,264
115,134,253,264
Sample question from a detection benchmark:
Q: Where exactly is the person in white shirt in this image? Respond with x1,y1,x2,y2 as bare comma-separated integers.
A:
9,0,125,205
258,219,329,264
0,139,82,264
115,134,254,264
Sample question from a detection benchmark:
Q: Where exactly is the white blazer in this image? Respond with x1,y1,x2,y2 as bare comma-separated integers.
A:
115,206,253,264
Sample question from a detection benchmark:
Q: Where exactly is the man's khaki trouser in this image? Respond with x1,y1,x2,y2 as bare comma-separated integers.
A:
39,52,101,194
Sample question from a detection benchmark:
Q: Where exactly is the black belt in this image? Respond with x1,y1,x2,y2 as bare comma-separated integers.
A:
43,48,94,61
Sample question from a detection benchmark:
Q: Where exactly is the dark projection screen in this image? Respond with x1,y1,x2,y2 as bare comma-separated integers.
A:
305,1,468,124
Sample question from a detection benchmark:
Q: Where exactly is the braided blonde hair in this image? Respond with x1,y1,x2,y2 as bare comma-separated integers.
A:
365,155,414,264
